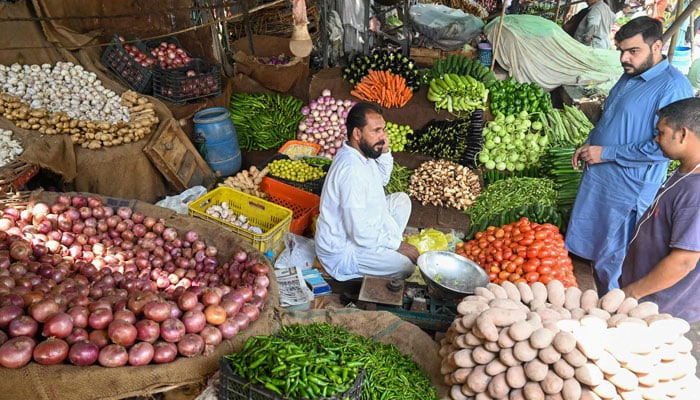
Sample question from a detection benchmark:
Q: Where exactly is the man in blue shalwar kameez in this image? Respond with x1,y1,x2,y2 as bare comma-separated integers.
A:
565,17,694,296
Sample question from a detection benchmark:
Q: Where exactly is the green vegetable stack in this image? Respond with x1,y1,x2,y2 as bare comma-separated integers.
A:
478,111,549,172
541,105,593,147
489,77,552,117
268,159,325,183
342,48,420,92
224,335,361,399
230,93,304,150
280,323,438,400
429,54,497,88
407,113,484,168
386,162,412,194
385,121,413,152
541,147,582,229
427,73,488,114
482,165,542,186
466,177,561,236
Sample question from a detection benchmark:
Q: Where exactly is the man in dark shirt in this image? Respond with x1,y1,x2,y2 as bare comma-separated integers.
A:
619,98,700,371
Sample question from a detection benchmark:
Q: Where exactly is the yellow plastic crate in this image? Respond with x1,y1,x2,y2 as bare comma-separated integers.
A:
188,187,292,256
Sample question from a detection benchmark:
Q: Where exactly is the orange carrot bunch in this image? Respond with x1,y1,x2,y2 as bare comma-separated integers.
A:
350,70,413,108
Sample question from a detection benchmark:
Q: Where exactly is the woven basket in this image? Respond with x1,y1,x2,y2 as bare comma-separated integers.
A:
0,160,39,194
227,0,320,42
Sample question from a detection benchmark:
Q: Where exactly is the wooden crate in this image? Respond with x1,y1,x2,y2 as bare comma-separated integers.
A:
143,120,216,192
410,47,476,67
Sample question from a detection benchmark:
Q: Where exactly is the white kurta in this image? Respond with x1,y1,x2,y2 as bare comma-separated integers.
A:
315,143,414,281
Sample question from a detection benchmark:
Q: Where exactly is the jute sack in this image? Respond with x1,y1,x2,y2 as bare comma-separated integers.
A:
0,192,282,400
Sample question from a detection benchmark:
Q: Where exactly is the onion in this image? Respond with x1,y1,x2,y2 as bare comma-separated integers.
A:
200,325,222,346
201,290,221,306
234,251,247,263
178,333,204,357
162,227,177,242
160,318,185,342
30,299,59,323
98,344,128,367
235,287,253,303
67,306,88,328
8,316,38,337
221,298,243,317
218,318,239,339
0,304,23,327
88,329,109,348
0,336,35,368
117,207,132,220
253,286,268,301
33,338,69,365
182,310,206,333
42,312,73,339
184,230,198,243
0,331,5,345
254,275,270,288
68,340,99,366
241,304,260,322
66,328,89,344
153,341,177,364
114,309,136,324
251,263,269,275
88,308,113,330
143,300,171,322
134,319,160,343
128,341,154,366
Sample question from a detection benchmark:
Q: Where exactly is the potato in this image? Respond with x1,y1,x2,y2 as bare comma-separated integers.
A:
484,341,501,353
623,353,653,375
552,331,576,354
628,302,659,319
523,381,545,400
564,287,582,310
472,324,487,340
514,340,539,363
649,317,690,337
541,370,564,395
563,347,587,367
618,389,643,400
455,349,477,368
455,334,470,349
486,358,508,376
544,394,563,400
638,385,665,400
616,296,638,315
510,320,536,342
547,304,572,320
518,282,534,305
570,308,586,321
475,393,494,400
658,379,680,398
464,295,491,303
553,358,575,379
526,312,543,327
592,381,617,399
451,384,468,400
581,314,609,331
538,345,562,364
467,365,491,393
587,308,612,321
599,289,626,313
506,365,527,389
594,350,621,375
490,298,527,311
458,300,490,315
669,336,693,354
453,319,468,334
534,306,563,323
580,289,599,312
477,308,528,341
441,357,456,375
498,327,516,348
440,344,456,357
466,331,484,347
531,282,548,306
476,286,496,300
524,359,549,381
510,389,525,400
488,372,509,399
473,345,497,365
556,319,581,333
580,389,603,400
460,383,476,397
576,331,605,360
562,378,582,400
643,312,671,325
501,281,521,302
500,348,520,367
444,374,455,386
546,280,566,307
575,363,604,386
530,328,555,349
607,313,627,328
608,368,638,391
487,283,509,299
452,367,473,384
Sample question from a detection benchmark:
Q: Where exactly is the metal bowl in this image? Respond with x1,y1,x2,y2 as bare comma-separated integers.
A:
417,251,490,300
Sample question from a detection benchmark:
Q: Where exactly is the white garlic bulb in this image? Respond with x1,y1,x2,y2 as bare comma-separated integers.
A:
0,129,24,168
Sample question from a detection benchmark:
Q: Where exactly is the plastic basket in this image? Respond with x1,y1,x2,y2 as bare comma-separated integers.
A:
278,140,320,160
101,34,153,93
145,36,195,69
219,357,364,400
188,187,292,256
152,58,222,103
259,177,319,235
260,153,327,195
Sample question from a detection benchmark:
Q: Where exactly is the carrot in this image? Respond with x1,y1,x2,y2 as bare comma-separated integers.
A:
350,70,413,108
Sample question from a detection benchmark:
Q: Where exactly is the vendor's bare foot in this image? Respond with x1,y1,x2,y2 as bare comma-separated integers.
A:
397,242,419,264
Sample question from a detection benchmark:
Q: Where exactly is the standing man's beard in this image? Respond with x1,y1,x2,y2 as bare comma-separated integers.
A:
622,53,655,76
359,138,384,159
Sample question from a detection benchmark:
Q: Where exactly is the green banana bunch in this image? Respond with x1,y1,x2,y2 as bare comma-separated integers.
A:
427,73,488,114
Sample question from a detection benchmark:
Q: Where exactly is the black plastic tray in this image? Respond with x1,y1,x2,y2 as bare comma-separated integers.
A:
101,34,153,93
152,58,222,103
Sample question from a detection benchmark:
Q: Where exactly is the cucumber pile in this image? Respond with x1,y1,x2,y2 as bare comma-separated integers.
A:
541,105,594,147
429,54,497,88
427,73,488,114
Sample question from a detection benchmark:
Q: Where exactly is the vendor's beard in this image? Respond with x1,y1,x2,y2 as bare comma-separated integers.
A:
359,138,384,159
622,53,654,76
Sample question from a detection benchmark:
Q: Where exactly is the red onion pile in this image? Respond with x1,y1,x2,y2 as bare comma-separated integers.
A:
123,43,157,69
158,73,219,100
0,194,270,369
149,42,192,70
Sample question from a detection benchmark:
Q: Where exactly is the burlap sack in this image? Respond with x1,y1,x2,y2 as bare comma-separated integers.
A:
0,191,281,400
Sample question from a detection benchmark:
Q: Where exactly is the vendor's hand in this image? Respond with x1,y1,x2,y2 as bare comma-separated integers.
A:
382,136,391,153
397,242,419,264
622,285,639,300
572,143,588,170
580,145,603,165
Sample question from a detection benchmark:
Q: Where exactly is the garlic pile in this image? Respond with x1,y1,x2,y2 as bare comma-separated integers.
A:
205,202,264,234
0,62,129,124
0,129,23,167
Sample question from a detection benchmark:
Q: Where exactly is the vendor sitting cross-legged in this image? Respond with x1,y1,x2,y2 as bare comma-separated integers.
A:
314,102,419,281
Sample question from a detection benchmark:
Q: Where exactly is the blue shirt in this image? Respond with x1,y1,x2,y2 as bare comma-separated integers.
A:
566,59,693,261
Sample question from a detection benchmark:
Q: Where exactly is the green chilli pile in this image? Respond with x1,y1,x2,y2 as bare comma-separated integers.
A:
386,163,412,194
229,93,304,150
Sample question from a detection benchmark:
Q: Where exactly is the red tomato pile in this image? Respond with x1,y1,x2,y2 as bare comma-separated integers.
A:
456,218,578,287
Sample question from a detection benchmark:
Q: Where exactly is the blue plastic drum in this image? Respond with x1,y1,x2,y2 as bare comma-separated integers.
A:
193,107,242,177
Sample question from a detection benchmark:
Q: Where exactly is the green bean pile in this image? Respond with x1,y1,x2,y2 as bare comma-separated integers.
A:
385,163,412,194
280,323,438,400
224,334,362,399
229,93,304,150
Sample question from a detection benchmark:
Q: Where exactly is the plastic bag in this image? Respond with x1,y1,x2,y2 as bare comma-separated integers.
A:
155,186,207,215
409,4,485,51
406,229,449,254
274,232,316,270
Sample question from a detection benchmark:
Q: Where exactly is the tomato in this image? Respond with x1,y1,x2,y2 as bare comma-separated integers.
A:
476,232,484,240
512,256,525,266
515,267,524,275
540,258,556,268
525,272,539,283
486,226,496,233
527,249,539,259
486,235,496,243
479,240,489,249
503,249,513,260
516,245,528,255
519,237,534,246
471,248,481,256
530,241,545,250
537,266,552,275
508,273,520,282
537,247,553,259
494,252,504,262
493,240,504,249
498,271,511,280
495,228,505,238
488,272,497,281
523,261,538,273
505,262,516,273
539,274,553,284
514,278,527,285
519,217,530,224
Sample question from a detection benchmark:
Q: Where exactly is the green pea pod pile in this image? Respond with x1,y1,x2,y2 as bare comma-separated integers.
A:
385,163,412,194
280,323,438,400
540,105,593,147
229,93,304,150
466,177,560,237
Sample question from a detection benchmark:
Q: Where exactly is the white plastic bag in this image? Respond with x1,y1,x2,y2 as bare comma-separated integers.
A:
155,186,207,215
274,232,316,270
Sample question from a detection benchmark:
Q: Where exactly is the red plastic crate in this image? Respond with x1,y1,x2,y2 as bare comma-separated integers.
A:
259,177,319,235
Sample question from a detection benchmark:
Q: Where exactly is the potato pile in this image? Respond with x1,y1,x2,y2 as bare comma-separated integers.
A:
217,166,269,198
0,90,158,149
409,159,481,210
440,281,700,400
